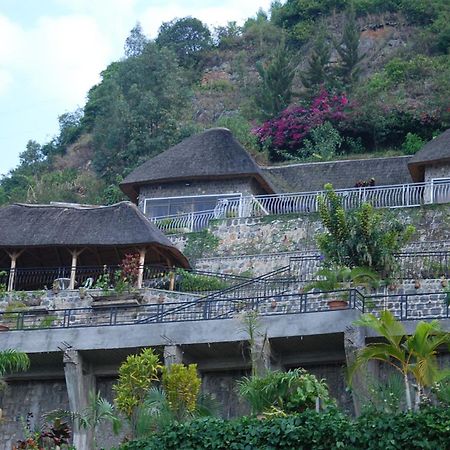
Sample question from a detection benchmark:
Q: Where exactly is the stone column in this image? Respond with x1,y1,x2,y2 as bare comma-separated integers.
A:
344,326,374,416
63,350,95,450
250,336,272,376
164,345,183,366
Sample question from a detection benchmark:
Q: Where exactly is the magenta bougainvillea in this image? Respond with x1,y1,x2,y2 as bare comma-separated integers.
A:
252,90,349,158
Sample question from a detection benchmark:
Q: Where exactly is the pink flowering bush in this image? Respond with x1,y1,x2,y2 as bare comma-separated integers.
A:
253,90,350,161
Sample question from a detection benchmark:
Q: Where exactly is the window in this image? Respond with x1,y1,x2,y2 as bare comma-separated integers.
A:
144,193,242,218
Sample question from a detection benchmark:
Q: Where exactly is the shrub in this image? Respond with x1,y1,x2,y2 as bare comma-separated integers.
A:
113,348,162,420
402,132,425,155
302,122,343,160
237,368,333,415
119,407,450,450
176,269,228,292
161,364,201,416
317,184,415,275
253,90,349,161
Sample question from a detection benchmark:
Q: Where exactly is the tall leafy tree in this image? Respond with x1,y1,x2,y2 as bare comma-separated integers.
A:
254,39,296,120
124,22,148,58
334,6,363,86
301,25,332,94
85,43,191,182
156,17,211,67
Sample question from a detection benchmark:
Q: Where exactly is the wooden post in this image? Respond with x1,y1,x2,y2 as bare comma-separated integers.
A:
6,250,24,292
169,271,175,291
7,252,18,292
165,256,175,291
68,249,84,290
137,248,146,289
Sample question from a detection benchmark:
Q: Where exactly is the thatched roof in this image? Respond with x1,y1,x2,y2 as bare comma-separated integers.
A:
408,129,450,181
262,156,413,192
0,202,189,267
120,128,275,200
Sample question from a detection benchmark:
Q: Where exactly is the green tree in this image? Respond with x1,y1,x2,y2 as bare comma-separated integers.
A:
254,40,296,119
334,6,363,86
124,22,148,57
348,311,450,410
156,17,211,67
301,26,332,93
19,140,45,169
85,43,191,182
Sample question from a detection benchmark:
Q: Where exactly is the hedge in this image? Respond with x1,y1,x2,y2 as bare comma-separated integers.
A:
120,407,450,450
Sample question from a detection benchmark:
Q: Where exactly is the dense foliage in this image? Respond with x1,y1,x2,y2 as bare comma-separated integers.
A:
113,348,162,419
119,407,450,450
161,364,201,415
316,184,415,275
237,368,332,415
253,90,349,161
349,311,450,411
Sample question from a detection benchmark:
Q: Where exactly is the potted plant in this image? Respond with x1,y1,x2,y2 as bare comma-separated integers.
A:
304,266,380,310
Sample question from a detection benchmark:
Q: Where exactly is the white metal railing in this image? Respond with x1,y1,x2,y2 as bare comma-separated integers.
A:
149,180,450,233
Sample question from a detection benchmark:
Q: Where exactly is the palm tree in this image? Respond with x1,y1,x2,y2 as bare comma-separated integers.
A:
405,321,450,409
348,311,450,410
0,349,30,378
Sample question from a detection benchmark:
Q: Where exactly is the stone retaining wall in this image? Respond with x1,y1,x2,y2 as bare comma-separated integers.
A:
168,204,450,260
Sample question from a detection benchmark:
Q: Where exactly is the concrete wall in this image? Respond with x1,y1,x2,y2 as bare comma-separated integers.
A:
0,379,69,449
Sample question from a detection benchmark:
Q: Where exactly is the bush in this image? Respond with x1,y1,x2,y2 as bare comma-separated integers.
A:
176,269,228,292
402,132,425,155
237,368,333,415
119,407,450,450
161,364,201,416
302,122,343,160
253,90,349,161
317,184,415,276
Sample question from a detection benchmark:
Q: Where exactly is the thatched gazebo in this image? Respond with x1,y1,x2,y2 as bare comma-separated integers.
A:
120,128,275,216
0,202,189,291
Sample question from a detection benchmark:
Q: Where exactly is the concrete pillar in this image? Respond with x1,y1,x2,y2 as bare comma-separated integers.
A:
250,336,272,376
164,345,183,366
63,350,95,450
344,326,374,416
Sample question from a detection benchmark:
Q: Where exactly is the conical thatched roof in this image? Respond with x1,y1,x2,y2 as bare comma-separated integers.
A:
120,128,275,200
0,202,189,267
408,129,450,181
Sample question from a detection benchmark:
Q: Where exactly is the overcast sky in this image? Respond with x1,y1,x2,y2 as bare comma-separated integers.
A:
0,0,273,175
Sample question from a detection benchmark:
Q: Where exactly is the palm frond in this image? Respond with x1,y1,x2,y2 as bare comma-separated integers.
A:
0,349,30,377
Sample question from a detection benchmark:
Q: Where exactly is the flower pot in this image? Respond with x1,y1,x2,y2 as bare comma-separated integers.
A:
327,299,348,310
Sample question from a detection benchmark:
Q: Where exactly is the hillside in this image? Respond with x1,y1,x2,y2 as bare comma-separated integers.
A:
1,0,449,206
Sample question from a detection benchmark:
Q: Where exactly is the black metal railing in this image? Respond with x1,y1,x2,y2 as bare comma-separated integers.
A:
289,251,450,282
2,288,448,332
0,265,252,294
